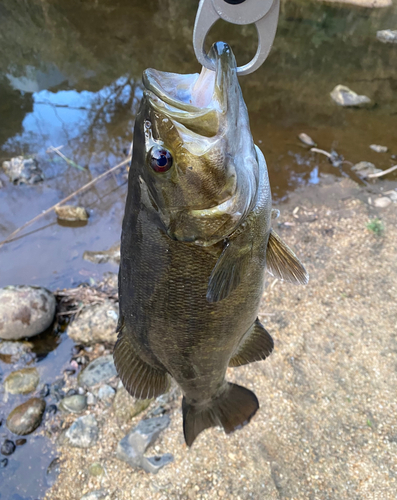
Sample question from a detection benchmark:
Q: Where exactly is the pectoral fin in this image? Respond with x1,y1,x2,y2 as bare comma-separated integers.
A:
266,230,309,285
113,329,169,400
206,239,252,303
229,319,274,367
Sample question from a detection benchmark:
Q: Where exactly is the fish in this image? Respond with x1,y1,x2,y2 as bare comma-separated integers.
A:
115,41,308,447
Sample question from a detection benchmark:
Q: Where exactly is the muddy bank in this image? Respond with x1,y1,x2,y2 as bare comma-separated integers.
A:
38,176,397,500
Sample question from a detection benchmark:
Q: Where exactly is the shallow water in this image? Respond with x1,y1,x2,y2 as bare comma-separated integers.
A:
0,0,396,497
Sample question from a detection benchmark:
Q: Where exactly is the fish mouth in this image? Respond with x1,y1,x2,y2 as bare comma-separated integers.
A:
142,42,236,137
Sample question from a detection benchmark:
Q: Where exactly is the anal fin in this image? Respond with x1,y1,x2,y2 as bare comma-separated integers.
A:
266,229,309,285
113,330,169,400
229,318,274,367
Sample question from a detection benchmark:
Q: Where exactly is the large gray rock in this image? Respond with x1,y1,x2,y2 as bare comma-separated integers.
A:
116,415,170,470
2,156,43,184
78,355,117,388
330,85,371,107
377,30,397,44
6,398,46,435
67,300,118,345
83,244,120,265
4,367,39,394
65,414,98,448
0,286,56,340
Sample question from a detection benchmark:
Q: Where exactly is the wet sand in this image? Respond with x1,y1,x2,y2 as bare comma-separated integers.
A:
45,176,397,500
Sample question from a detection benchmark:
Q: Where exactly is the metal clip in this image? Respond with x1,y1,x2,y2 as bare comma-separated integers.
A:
193,0,280,76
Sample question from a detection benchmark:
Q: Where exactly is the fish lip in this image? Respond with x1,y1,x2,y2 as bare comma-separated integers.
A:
143,41,236,114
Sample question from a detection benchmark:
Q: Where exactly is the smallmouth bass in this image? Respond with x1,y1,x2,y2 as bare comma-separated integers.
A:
115,42,308,446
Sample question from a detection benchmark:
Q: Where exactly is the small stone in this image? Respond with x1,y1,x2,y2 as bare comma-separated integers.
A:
4,367,39,394
47,404,58,416
0,286,56,340
67,301,118,345
83,244,120,265
1,439,16,456
0,458,8,468
6,398,46,435
113,385,152,427
377,29,397,44
66,389,78,397
78,355,117,387
88,462,105,477
298,133,316,147
2,156,43,184
39,383,50,398
98,385,116,406
80,490,109,500
60,395,87,414
351,161,382,178
370,144,388,153
65,414,98,448
86,392,97,405
373,197,392,208
387,191,397,202
64,368,76,376
330,85,371,107
46,457,61,487
116,415,170,468
140,454,174,474
15,438,27,446
55,205,89,222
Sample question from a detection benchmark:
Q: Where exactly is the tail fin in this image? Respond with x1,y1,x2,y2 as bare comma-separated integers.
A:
182,383,259,447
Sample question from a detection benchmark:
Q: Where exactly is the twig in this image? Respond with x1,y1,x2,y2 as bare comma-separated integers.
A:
367,164,397,178
310,147,332,158
0,157,131,249
47,145,85,171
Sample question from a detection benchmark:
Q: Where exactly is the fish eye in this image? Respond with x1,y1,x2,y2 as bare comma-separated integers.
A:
149,147,173,173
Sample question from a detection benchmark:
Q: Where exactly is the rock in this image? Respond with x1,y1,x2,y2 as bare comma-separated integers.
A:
0,458,8,468
330,85,371,107
2,156,43,184
55,205,89,222
1,439,16,456
113,385,152,427
298,133,316,147
97,385,115,406
46,457,61,487
80,490,109,500
370,144,388,153
88,462,105,477
59,395,87,413
351,161,382,178
39,383,50,398
65,414,98,448
67,301,118,345
86,392,97,405
116,415,170,469
4,367,39,394
15,438,26,446
387,191,397,202
78,355,117,387
377,30,397,44
0,340,33,360
140,454,174,474
83,244,120,265
373,197,392,208
6,398,46,435
0,286,56,340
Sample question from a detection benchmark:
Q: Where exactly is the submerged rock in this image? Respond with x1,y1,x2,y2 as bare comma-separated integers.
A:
370,144,388,153
0,340,33,360
83,244,120,265
4,367,39,394
78,355,117,387
67,300,118,345
298,133,316,147
6,398,46,435
330,85,371,107
0,286,56,340
351,161,382,178
65,414,99,448
2,156,43,184
116,415,171,470
1,439,16,456
55,205,89,222
59,395,87,413
377,29,397,44
46,457,61,487
113,385,152,427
